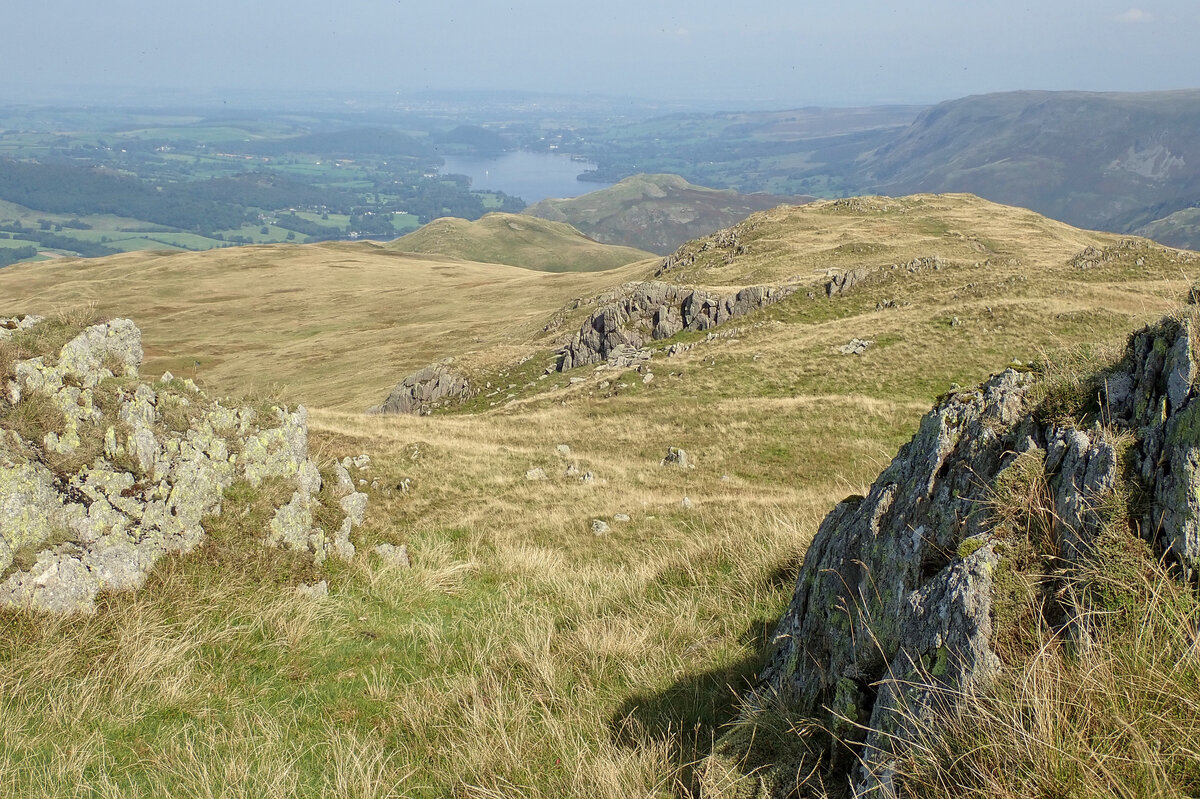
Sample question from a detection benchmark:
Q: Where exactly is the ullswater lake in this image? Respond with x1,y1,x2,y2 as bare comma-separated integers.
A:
437,150,613,205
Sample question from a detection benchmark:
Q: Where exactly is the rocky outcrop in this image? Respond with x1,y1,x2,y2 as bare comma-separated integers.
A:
369,363,471,415
713,310,1200,797
557,280,791,371
0,317,368,613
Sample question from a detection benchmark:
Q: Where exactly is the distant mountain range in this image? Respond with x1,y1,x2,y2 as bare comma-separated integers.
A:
848,90,1200,248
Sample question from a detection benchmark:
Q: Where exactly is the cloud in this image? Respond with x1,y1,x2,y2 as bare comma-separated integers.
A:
1113,8,1152,23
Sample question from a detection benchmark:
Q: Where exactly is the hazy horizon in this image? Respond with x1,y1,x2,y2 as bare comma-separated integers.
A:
2,1,1199,110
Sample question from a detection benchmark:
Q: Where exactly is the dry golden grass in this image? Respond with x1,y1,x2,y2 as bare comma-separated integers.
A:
0,241,653,411
387,212,655,272
892,552,1200,799
1,194,1198,797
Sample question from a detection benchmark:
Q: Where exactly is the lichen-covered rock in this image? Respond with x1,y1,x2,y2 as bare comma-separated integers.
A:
723,310,1200,797
0,459,73,574
0,317,369,613
339,491,368,527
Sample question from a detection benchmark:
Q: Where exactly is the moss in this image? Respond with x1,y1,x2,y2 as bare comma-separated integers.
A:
930,645,950,678
1168,400,1200,447
957,537,985,559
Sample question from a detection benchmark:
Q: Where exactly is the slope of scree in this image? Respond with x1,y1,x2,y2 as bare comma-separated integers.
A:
707,308,1200,797
0,314,369,613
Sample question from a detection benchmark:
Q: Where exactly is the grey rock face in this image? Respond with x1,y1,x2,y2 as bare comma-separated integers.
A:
556,280,793,372
0,317,368,613
734,310,1200,796
369,364,470,415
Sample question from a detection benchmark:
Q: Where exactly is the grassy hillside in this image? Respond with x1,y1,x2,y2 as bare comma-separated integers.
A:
525,173,809,254
0,241,648,411
855,90,1200,235
386,212,654,272
0,194,1197,797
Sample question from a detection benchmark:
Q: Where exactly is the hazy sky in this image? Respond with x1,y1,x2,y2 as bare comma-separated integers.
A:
5,1,1199,107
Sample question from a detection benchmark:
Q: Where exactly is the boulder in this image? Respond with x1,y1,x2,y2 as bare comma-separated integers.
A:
369,364,470,415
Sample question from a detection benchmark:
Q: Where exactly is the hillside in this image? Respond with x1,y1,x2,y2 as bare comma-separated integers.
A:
1135,205,1200,251
385,212,654,272
0,241,649,410
854,90,1200,239
524,173,810,254
1,194,1198,797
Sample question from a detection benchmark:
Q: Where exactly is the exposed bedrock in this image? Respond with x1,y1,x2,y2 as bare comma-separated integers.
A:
710,310,1200,797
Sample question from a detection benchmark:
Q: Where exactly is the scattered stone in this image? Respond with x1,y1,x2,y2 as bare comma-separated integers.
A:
569,377,586,385
0,314,43,337
837,338,873,356
565,463,580,477
642,372,655,385
555,444,572,457
590,519,610,535
373,543,411,568
332,518,356,561
525,468,548,481
680,496,694,509
339,491,368,527
296,580,328,599
613,513,631,523
662,447,692,469
580,471,596,484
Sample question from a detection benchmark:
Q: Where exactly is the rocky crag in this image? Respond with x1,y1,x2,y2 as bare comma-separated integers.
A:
0,315,368,613
708,309,1200,797
369,363,472,415
556,280,793,371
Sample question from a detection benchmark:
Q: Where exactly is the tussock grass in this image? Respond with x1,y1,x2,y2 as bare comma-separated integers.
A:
894,553,1200,799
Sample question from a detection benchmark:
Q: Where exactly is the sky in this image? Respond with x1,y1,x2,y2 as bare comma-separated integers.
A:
4,1,1199,108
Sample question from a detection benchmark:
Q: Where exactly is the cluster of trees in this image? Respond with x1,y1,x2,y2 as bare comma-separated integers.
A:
0,246,37,268
0,158,246,233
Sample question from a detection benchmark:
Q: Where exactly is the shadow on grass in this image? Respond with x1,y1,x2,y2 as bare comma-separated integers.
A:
607,616,781,797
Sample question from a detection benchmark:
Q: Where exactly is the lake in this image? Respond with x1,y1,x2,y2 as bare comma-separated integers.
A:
438,151,612,205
